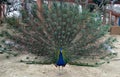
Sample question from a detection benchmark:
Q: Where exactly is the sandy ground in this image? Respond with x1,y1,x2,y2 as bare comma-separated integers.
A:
0,35,120,77
0,24,120,77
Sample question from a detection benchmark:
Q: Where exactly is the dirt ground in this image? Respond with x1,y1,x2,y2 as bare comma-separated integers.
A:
0,35,119,77
0,24,120,77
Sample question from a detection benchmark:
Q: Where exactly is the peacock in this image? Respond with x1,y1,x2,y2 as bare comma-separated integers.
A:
55,48,67,67
6,0,109,66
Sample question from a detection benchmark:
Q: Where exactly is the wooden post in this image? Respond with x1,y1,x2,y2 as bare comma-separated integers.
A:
114,16,118,26
0,3,6,23
109,11,112,25
111,10,120,26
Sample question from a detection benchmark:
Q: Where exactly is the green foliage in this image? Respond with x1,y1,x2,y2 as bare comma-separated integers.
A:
6,2,110,64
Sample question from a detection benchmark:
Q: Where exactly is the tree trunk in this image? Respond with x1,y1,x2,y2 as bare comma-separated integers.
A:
48,0,52,10
36,0,44,22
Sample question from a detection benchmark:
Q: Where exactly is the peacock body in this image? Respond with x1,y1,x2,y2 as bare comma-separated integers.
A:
56,48,66,67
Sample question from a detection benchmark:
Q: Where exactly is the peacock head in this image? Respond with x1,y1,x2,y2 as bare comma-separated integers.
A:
60,48,63,52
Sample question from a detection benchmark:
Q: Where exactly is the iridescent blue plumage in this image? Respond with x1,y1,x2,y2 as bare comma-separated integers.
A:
56,48,66,67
